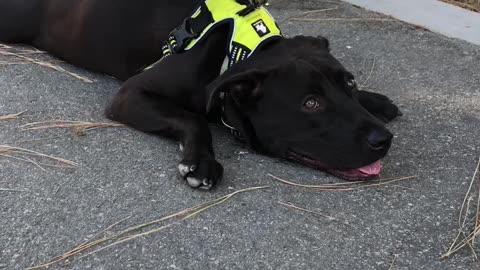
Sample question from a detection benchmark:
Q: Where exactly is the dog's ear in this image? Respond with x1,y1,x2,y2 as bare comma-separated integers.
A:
206,68,268,112
315,36,330,51
293,35,330,51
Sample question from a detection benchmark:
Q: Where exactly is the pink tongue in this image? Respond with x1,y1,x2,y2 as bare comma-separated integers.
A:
357,160,383,175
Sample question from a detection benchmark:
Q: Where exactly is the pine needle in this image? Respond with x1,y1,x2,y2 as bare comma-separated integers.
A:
0,187,25,192
269,174,417,191
27,186,269,269
360,57,376,90
278,201,341,223
0,49,94,83
388,255,397,270
0,110,27,121
290,18,395,22
440,0,480,12
442,156,480,259
0,145,79,168
21,120,124,136
282,7,338,22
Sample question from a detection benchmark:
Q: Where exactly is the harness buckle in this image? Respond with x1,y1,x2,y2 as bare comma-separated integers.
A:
169,18,199,53
236,0,268,7
237,0,269,16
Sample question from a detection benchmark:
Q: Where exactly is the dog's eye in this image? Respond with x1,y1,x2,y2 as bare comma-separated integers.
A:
303,97,326,111
346,78,357,89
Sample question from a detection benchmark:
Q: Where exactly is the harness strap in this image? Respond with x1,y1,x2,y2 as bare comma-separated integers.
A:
168,2,214,54
145,0,282,70
144,0,282,141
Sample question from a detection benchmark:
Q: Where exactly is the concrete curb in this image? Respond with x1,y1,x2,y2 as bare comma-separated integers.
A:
343,0,480,46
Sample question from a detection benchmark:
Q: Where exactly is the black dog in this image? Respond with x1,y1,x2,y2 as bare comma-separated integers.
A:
0,0,401,189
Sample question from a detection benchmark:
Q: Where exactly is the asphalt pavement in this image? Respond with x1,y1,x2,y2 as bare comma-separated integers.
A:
1,0,480,269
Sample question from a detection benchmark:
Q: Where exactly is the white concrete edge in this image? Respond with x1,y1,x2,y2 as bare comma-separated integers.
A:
342,0,480,46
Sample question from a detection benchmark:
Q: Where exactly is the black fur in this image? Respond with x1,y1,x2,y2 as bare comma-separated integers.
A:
0,0,402,189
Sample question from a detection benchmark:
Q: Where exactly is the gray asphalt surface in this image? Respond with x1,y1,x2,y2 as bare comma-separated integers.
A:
1,0,480,269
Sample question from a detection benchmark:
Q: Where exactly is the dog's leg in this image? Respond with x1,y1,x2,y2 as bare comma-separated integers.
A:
106,81,223,190
357,90,403,123
105,29,229,189
106,24,228,190
0,0,42,43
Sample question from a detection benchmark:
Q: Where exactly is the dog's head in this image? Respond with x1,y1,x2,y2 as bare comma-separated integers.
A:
207,36,393,180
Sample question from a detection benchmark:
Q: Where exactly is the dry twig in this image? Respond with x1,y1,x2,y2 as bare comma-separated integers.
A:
27,186,269,269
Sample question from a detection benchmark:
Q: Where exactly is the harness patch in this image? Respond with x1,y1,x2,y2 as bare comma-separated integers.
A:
252,19,270,37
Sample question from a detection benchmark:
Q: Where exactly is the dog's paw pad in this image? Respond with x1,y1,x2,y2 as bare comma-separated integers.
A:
178,164,196,177
178,158,223,190
199,179,213,190
186,177,203,188
186,177,213,190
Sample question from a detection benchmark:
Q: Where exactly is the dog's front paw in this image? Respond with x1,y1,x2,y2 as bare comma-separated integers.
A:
178,157,223,190
357,90,403,123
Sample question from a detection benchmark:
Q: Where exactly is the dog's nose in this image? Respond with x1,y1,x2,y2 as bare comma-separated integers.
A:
367,129,393,151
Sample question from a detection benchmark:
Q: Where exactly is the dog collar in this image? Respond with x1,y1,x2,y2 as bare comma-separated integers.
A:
145,0,282,70
219,92,246,142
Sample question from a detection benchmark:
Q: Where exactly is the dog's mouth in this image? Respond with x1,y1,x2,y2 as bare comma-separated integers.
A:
287,150,382,181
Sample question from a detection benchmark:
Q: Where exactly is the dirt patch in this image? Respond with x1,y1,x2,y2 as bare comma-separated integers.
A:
441,0,480,12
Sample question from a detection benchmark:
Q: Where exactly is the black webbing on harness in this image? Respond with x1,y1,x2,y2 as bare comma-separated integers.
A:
162,0,270,58
164,2,213,55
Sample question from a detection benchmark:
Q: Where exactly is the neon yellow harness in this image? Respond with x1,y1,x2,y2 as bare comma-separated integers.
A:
145,0,282,70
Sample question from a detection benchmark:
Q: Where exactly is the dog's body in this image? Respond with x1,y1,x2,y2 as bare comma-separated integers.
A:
0,0,401,189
